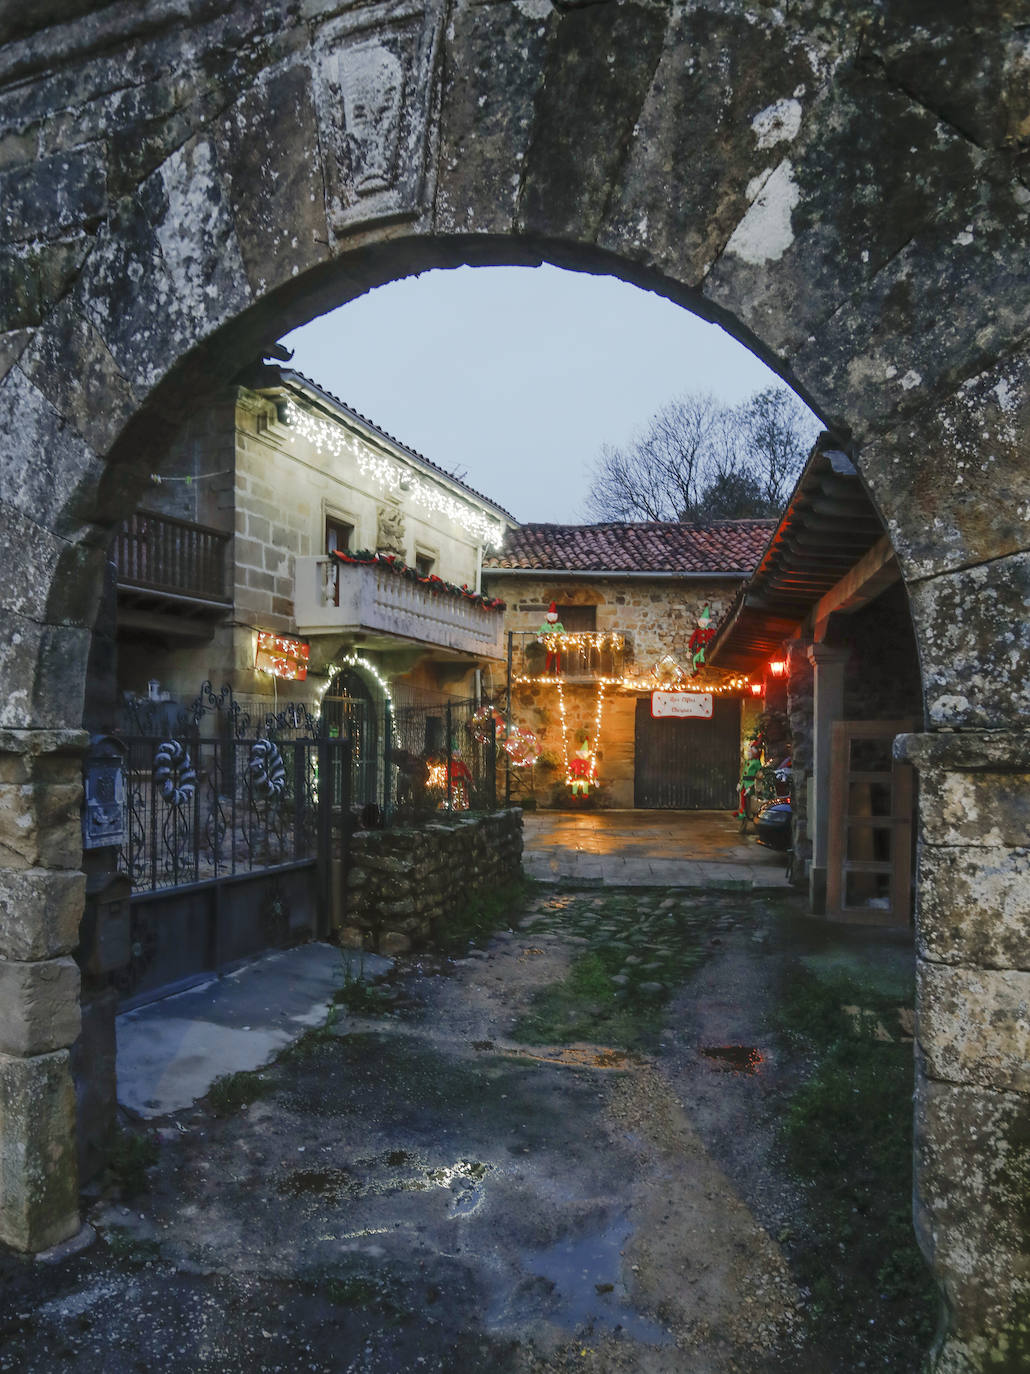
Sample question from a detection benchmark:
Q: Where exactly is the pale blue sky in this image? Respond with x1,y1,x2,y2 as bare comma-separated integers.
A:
280,265,807,523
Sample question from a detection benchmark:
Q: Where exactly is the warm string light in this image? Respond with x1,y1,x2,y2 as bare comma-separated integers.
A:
284,399,505,549
555,678,607,789
537,632,625,651
514,674,751,694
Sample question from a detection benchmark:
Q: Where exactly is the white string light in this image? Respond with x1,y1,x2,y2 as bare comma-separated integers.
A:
284,399,505,549
318,653,393,712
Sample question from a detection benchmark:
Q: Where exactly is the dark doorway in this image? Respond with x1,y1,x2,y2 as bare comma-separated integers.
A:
633,696,740,809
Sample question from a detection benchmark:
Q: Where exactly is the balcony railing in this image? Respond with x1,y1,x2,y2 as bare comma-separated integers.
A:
293,556,505,659
510,629,627,682
115,511,232,607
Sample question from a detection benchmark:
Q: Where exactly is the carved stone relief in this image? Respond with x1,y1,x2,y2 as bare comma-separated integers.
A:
314,0,444,231
376,503,406,555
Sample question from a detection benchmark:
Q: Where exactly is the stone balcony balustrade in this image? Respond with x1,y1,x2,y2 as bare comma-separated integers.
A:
293,556,505,660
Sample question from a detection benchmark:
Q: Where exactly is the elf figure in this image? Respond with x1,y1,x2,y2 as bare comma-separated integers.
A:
737,734,764,820
689,603,714,674
537,602,565,674
568,742,593,796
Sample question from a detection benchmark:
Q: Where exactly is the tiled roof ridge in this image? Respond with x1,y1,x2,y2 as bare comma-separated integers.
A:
483,517,777,574
278,368,517,522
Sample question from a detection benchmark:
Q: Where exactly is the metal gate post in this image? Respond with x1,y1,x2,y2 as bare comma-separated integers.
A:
445,702,453,814
486,714,497,810
317,736,332,938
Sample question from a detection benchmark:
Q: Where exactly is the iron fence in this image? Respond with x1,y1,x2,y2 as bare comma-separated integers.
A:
388,695,498,824
117,684,330,895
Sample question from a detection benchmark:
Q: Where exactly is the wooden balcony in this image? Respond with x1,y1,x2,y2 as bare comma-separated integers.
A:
510,630,627,683
114,511,232,634
293,556,505,661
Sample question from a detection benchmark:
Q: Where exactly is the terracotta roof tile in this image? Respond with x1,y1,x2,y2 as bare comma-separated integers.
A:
482,521,776,575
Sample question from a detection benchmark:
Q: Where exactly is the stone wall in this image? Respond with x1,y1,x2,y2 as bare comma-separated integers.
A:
339,809,522,955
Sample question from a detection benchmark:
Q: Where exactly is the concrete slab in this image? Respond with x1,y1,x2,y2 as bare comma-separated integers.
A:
116,944,392,1119
522,810,791,890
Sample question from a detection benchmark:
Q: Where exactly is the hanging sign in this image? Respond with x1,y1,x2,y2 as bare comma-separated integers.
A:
651,691,713,720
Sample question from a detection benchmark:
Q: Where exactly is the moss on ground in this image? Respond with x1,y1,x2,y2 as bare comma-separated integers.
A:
773,962,938,1362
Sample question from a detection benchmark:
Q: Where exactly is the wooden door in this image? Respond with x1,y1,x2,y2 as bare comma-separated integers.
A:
634,696,740,809
826,719,915,925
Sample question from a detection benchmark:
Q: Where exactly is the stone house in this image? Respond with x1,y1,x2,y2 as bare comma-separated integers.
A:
111,363,517,739
707,439,924,924
481,521,775,809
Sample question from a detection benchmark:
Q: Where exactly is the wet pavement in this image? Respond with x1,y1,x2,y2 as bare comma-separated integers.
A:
522,810,790,889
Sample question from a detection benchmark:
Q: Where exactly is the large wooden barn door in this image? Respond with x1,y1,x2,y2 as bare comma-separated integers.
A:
634,697,740,809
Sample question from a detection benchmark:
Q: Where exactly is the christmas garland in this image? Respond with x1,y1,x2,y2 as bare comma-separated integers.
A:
333,549,505,611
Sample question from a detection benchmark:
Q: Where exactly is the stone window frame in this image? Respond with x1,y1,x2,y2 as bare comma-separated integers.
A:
413,543,438,578
323,501,359,555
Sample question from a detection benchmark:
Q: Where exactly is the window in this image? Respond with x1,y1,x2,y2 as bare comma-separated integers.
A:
414,550,436,578
557,604,596,632
326,516,354,555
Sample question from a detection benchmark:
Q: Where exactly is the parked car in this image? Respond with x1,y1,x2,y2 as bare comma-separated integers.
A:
754,798,792,851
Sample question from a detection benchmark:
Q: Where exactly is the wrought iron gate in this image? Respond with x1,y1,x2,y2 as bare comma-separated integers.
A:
112,685,350,1008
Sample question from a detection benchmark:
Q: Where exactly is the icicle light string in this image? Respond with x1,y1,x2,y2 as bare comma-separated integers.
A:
284,399,505,549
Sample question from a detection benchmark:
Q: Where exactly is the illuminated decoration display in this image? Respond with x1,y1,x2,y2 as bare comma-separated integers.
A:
651,691,713,719
318,653,393,712
556,678,606,792
426,757,471,810
469,705,540,767
651,653,687,687
284,399,505,549
255,631,310,681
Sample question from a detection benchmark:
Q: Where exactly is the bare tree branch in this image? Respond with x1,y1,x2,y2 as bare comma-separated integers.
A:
584,386,819,523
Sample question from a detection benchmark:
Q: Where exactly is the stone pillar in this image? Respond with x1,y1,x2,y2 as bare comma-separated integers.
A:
805,643,848,915
896,729,1030,1373
0,729,86,1251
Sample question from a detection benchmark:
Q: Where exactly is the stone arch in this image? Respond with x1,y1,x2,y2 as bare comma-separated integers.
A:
1,5,1027,1367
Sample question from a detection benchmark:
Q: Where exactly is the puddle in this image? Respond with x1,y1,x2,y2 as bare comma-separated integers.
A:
700,1045,765,1073
491,1216,670,1344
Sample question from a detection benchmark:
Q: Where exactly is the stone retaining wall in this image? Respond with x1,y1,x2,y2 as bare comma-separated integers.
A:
338,809,522,955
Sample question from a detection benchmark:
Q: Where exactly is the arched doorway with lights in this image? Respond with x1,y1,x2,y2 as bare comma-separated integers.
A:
1,5,1027,1367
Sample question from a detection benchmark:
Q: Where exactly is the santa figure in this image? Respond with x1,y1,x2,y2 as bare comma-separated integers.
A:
569,741,593,796
536,602,565,674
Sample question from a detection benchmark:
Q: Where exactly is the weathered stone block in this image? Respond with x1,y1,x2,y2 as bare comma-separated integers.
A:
908,554,1030,730
918,961,1030,1094
916,844,1030,969
0,956,81,1056
915,1074,1030,1373
0,783,83,870
0,1048,79,1252
917,769,1030,849
0,868,85,960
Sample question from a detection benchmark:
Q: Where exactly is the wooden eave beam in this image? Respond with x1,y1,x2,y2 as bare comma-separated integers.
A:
812,535,900,640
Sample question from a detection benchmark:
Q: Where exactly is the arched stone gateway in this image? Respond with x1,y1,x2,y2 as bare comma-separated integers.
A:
0,1,1026,1365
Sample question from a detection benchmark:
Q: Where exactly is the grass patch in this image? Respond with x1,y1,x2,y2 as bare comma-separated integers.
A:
206,1068,271,1116
106,1127,159,1195
333,973,393,1016
431,876,530,956
773,963,937,1360
513,947,666,1051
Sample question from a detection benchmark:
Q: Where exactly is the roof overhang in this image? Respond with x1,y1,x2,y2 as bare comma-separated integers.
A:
707,443,897,674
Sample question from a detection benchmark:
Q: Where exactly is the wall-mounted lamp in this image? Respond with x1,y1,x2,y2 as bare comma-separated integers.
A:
750,682,764,697
768,660,787,678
